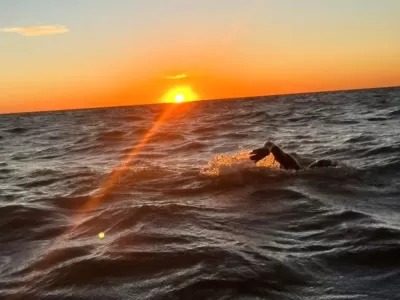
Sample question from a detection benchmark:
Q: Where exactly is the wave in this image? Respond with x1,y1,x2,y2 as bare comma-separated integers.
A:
29,244,308,300
5,127,28,134
96,130,127,142
237,110,270,122
367,117,388,122
2,87,400,300
173,141,207,152
320,244,400,268
366,158,400,175
0,167,12,175
0,204,57,241
18,178,62,189
123,114,146,122
148,132,186,143
191,122,245,134
343,134,374,144
387,108,400,117
217,132,249,140
10,152,31,161
360,145,400,157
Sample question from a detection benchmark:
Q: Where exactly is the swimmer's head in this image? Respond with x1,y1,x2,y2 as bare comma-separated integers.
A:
263,141,276,150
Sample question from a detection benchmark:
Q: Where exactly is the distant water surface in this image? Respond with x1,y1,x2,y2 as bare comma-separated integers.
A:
1,87,400,300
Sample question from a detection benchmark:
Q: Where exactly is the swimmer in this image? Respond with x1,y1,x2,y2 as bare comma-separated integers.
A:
250,141,338,170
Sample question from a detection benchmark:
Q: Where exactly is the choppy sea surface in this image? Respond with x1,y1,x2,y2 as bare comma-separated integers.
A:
1,87,400,300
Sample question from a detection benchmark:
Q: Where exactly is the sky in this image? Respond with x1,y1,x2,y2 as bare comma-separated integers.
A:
1,0,399,114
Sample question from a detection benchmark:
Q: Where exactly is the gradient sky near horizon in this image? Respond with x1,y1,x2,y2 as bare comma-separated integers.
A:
1,0,399,113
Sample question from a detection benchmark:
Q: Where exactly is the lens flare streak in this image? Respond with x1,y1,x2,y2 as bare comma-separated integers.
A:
25,103,181,286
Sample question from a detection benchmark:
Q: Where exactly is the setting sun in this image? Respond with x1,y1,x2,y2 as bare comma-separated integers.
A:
161,85,199,103
175,94,185,103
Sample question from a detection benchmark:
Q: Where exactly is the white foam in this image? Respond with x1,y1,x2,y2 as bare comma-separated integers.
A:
200,151,280,177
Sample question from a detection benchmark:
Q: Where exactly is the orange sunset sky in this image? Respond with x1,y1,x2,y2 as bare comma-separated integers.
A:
1,0,400,114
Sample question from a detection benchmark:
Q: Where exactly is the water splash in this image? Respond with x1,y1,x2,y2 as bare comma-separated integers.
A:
200,151,280,177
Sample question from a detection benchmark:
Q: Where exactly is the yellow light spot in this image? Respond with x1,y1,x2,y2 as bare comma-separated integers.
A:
160,85,199,103
175,94,184,103
98,232,105,239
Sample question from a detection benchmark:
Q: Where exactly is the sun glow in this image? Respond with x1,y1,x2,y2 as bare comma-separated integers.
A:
175,94,185,103
161,85,199,103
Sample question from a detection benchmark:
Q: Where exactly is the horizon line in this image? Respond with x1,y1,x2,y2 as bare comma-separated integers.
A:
1,84,399,116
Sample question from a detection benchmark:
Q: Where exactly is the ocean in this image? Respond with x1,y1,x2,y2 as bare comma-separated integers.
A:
1,87,399,300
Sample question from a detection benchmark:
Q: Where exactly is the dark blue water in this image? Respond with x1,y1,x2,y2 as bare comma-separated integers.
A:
1,87,400,300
